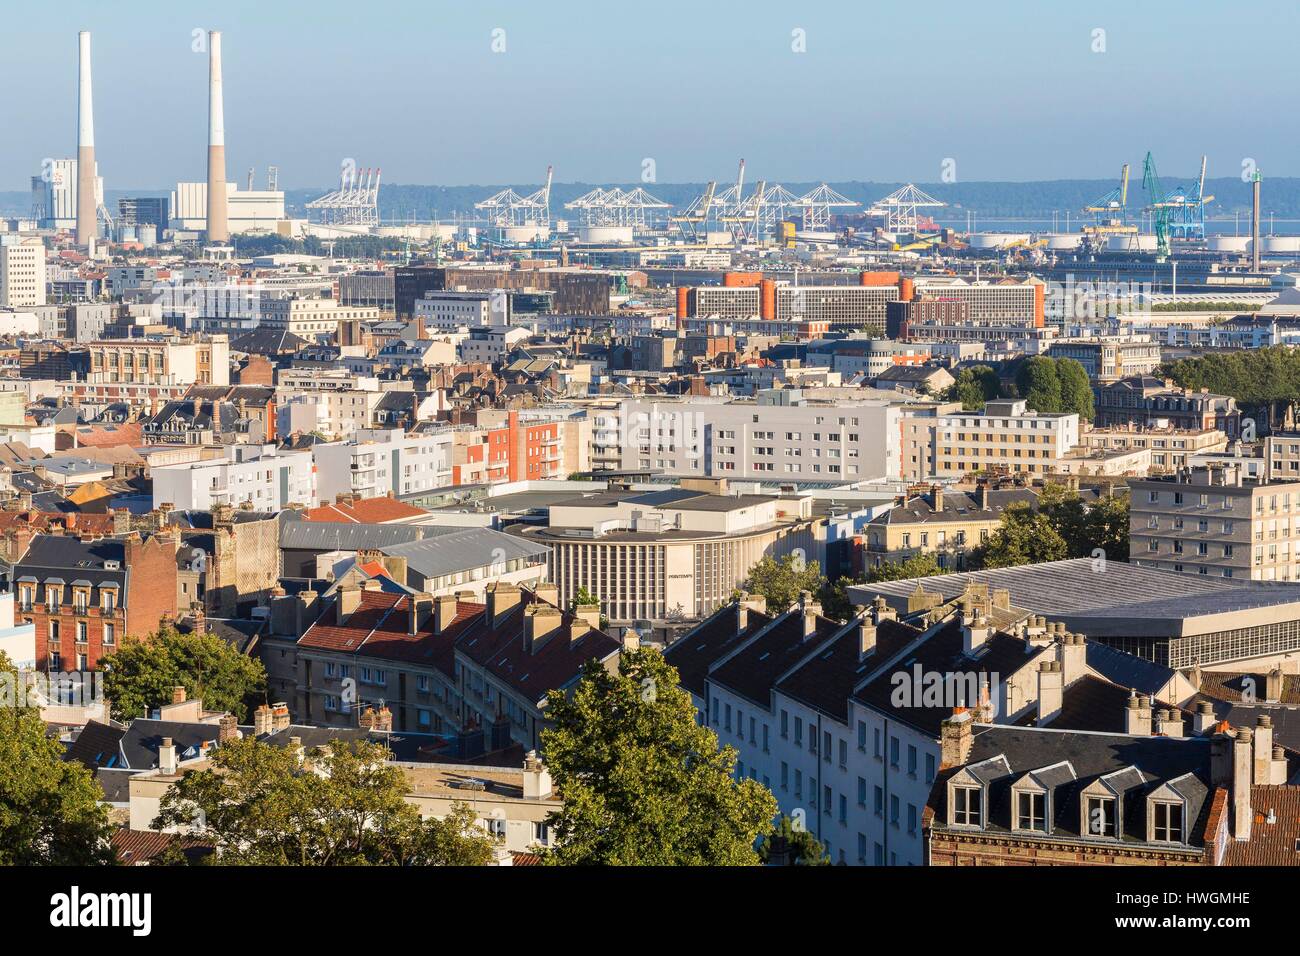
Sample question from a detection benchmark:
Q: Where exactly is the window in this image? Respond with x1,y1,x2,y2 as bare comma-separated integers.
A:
1015,791,1046,832
1086,796,1116,837
952,786,981,826
1153,801,1183,843
925,753,936,784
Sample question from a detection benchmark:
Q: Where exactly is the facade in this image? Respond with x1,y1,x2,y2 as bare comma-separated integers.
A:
864,485,1041,571
1095,376,1242,438
1046,338,1163,383
84,336,230,388
313,427,454,501
1082,424,1228,474
12,532,180,671
259,297,380,340
600,393,903,483
151,444,316,510
1129,464,1300,582
0,237,46,307
928,400,1080,477
513,482,825,623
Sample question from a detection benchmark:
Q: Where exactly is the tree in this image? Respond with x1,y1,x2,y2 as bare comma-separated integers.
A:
817,576,856,622
0,652,115,865
1084,494,1130,562
539,648,777,865
102,626,267,722
154,736,497,866
1055,358,1095,419
1036,483,1129,561
971,503,1068,569
742,553,824,612
866,553,943,582
759,814,829,866
1015,355,1062,413
949,364,1001,410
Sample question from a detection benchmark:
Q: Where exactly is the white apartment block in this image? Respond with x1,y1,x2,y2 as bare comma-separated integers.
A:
929,399,1080,477
1130,464,1300,581
599,392,904,483
459,326,530,364
313,427,453,502
260,297,380,339
414,290,507,331
0,237,46,307
151,444,316,510
276,386,382,440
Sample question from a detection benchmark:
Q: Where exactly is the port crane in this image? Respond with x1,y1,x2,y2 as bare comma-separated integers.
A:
1165,155,1214,241
1141,151,1174,262
1083,163,1131,228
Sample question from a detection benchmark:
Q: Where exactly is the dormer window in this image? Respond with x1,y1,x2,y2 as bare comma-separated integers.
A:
1085,796,1117,837
952,786,982,827
1151,801,1184,843
1014,790,1047,832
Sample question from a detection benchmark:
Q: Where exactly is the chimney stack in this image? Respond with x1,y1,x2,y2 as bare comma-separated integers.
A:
1251,173,1262,274
1233,727,1253,840
206,30,229,243
76,31,97,248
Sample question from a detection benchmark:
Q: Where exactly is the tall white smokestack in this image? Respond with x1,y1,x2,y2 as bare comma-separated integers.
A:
76,31,97,247
206,30,229,243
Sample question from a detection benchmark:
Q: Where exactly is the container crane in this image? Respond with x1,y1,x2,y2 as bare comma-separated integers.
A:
1142,152,1174,262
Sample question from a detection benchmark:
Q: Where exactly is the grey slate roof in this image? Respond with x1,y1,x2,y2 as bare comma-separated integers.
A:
381,528,549,580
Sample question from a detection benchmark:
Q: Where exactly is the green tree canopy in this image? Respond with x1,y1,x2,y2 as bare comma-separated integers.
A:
0,652,115,865
1055,357,1096,419
971,502,1069,569
102,626,267,722
1162,346,1300,429
154,736,497,866
866,553,944,582
949,364,1001,410
742,553,825,612
539,648,777,865
759,814,829,866
1015,355,1062,413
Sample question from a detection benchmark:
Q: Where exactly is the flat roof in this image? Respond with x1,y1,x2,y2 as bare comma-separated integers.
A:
848,558,1300,639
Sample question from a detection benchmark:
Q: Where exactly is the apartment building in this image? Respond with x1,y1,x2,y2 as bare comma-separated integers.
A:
459,326,530,365
1046,338,1163,383
805,336,932,377
864,484,1040,571
12,532,180,671
512,481,824,623
1130,464,1300,581
602,391,903,483
1094,376,1242,438
450,410,572,486
260,297,380,340
413,290,506,331
1082,424,1228,474
84,335,230,388
1266,433,1300,482
669,583,1151,865
928,399,1080,477
313,427,453,502
277,385,382,440
151,444,316,511
0,236,46,307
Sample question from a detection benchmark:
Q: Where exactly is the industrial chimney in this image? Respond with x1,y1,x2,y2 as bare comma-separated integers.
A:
1251,172,1261,273
206,30,229,243
76,31,97,247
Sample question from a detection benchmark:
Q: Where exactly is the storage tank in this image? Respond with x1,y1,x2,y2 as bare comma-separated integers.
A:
1107,234,1158,252
1207,235,1250,253
1264,236,1300,254
501,224,549,243
578,225,634,244
1044,233,1083,250
968,232,1029,250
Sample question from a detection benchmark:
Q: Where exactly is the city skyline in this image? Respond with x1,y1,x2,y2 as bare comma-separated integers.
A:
2,0,1298,191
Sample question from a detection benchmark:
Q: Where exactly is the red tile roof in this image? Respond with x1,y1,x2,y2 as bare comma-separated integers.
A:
303,496,428,525
1223,786,1300,865
112,828,210,865
71,422,144,448
297,590,482,677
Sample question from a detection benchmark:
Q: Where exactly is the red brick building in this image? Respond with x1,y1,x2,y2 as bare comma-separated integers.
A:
12,531,181,671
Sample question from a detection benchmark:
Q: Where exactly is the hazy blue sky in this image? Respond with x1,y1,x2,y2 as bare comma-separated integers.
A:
2,0,1296,190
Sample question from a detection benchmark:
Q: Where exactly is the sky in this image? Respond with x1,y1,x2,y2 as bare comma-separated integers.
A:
1,0,1297,191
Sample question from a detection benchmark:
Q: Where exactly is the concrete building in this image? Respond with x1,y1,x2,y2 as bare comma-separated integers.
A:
84,336,230,388
926,399,1080,478
413,290,506,331
30,158,102,231
1095,376,1242,438
151,444,316,511
313,428,453,502
0,237,46,307
512,480,825,623
1046,338,1163,383
598,391,904,483
1082,424,1228,474
260,297,380,341
169,181,285,235
1130,464,1300,582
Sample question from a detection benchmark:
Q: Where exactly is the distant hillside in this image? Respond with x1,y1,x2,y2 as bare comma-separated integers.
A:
6,178,1299,223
